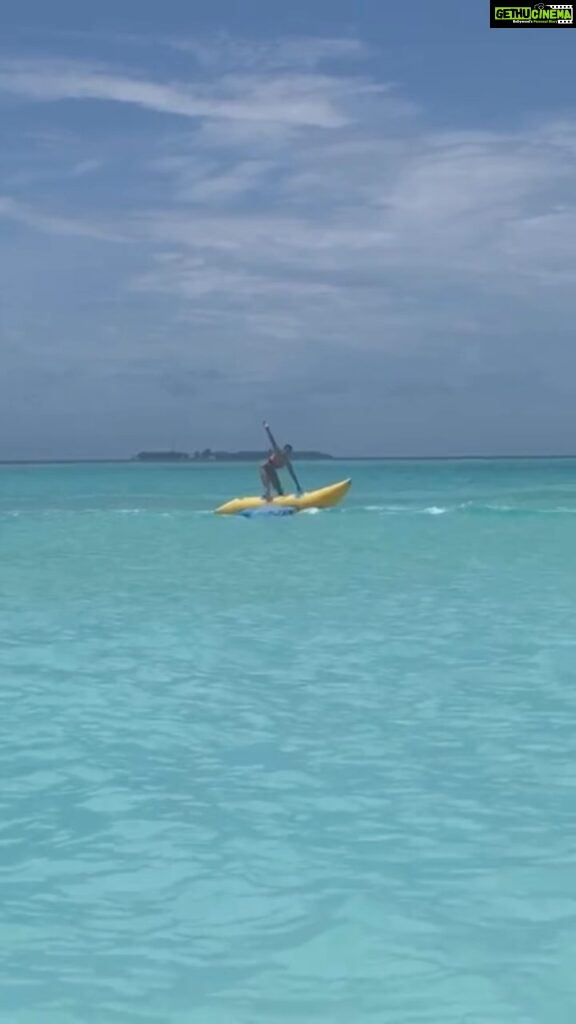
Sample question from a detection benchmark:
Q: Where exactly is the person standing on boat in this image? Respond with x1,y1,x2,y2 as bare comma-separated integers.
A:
260,422,302,501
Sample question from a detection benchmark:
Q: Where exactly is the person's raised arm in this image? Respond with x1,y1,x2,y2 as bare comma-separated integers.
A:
262,420,280,452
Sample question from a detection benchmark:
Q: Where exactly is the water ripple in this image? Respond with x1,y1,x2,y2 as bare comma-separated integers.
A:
1,462,576,1021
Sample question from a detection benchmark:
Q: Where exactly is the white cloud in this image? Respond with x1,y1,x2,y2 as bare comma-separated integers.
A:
69,158,103,177
1,156,104,189
0,58,374,128
0,195,126,241
1,36,576,440
139,126,576,284
35,30,369,70
167,35,368,70
147,156,274,204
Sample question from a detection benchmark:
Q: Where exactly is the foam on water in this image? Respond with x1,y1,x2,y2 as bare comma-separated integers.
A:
1,459,576,1023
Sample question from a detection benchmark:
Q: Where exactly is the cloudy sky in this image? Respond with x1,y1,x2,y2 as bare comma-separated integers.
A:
0,0,575,458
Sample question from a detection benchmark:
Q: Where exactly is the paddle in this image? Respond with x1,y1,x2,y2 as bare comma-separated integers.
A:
262,420,303,495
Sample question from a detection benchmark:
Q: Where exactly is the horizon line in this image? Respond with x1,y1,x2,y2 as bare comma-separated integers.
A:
2,455,576,465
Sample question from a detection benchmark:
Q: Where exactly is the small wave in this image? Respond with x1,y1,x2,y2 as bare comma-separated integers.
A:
361,504,417,515
357,501,576,517
360,504,449,516
0,507,194,519
457,502,576,516
537,506,576,515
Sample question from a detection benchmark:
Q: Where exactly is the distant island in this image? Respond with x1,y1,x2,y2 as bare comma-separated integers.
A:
133,449,333,462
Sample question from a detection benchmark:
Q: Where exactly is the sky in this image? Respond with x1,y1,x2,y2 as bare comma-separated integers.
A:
0,0,575,458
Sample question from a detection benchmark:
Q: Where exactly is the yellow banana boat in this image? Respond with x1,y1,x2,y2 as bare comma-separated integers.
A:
214,478,351,515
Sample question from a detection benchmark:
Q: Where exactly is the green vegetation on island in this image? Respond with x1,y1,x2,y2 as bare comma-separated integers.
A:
133,449,333,462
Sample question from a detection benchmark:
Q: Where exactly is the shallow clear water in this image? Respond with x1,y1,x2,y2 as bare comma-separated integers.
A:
1,460,576,1023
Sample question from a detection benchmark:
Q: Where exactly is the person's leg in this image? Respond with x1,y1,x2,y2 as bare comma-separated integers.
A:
260,465,272,500
269,468,283,496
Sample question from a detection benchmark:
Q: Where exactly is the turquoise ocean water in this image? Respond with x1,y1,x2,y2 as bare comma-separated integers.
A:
1,459,576,1023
